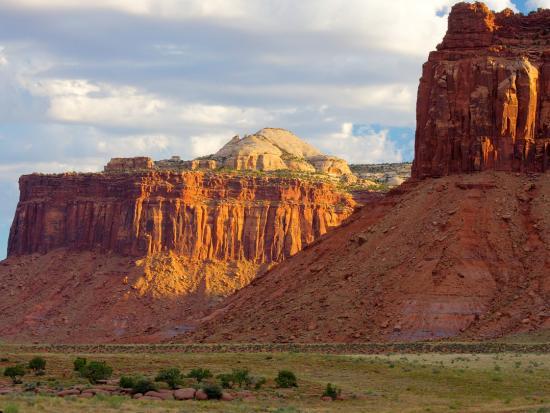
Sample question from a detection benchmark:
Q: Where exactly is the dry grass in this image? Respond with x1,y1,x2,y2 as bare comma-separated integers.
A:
0,347,549,412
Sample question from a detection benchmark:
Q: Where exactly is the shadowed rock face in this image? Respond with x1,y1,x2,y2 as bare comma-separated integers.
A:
8,172,355,261
413,2,550,178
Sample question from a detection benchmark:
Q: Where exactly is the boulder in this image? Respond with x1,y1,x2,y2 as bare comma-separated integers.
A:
174,388,196,400
194,389,208,400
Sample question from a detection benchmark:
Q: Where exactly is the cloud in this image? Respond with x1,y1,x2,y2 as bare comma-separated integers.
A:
527,0,550,7
23,78,275,128
316,123,403,164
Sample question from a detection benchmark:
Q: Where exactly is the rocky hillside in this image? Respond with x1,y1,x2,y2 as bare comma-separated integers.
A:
188,172,550,343
184,2,550,343
1,171,355,343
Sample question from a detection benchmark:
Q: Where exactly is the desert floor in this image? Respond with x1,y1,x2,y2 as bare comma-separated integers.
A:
0,339,549,413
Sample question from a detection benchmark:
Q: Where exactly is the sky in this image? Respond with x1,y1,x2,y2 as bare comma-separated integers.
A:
0,0,545,258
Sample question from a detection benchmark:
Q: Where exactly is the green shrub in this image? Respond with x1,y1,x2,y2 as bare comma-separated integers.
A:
4,364,26,384
119,375,136,389
231,368,251,388
155,367,183,389
275,370,298,388
186,368,212,384
202,383,222,400
132,377,157,394
79,361,113,384
28,357,46,374
216,373,235,389
322,383,341,400
73,357,87,372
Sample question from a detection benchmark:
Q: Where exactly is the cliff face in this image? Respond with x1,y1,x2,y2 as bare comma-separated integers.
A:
0,171,355,343
8,171,354,262
413,2,550,178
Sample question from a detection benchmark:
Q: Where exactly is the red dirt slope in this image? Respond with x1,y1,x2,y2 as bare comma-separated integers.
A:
187,172,550,343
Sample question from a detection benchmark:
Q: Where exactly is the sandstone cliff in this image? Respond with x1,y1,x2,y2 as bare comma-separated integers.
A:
413,2,550,178
8,171,354,261
0,171,355,342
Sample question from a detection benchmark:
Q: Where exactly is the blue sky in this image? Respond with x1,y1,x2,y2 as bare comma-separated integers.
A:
0,0,545,258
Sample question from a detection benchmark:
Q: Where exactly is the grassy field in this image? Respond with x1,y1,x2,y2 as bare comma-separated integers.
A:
0,344,549,413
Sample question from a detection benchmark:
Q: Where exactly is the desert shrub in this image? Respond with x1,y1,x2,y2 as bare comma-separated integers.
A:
216,373,235,389
132,377,157,394
119,375,136,389
73,357,87,372
322,383,341,400
254,377,267,390
155,368,183,389
231,368,252,388
28,357,46,375
202,383,222,400
4,364,26,384
186,368,212,383
119,375,156,394
79,361,113,384
275,370,298,388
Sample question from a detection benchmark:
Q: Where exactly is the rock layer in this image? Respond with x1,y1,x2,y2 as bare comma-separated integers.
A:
413,2,550,178
8,171,354,261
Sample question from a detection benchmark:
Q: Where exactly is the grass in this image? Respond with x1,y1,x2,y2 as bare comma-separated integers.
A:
0,346,549,412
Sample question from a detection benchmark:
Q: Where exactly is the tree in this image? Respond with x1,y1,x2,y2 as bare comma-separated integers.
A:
186,368,212,384
4,364,26,384
79,361,113,384
28,357,46,375
73,357,87,372
155,368,183,390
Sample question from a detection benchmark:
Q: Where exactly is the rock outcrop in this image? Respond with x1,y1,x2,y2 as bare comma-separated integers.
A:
205,128,353,176
413,2,550,178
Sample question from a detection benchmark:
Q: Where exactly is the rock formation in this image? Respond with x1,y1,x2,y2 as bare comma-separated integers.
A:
413,2,550,178
0,170,355,342
183,2,550,343
8,172,353,260
188,171,550,343
203,128,353,176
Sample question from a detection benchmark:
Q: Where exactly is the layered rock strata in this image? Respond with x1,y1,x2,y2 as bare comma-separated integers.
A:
413,2,550,178
0,171,355,342
8,171,355,261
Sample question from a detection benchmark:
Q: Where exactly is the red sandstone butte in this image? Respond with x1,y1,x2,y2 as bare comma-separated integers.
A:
412,2,550,178
0,171,354,343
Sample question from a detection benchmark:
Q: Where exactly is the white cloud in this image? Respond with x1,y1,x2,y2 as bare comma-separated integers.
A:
2,0,518,57
527,0,550,7
190,132,235,157
24,79,273,128
316,123,403,164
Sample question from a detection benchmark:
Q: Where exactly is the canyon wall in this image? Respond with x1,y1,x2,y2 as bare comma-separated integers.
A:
413,2,550,178
8,171,355,263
